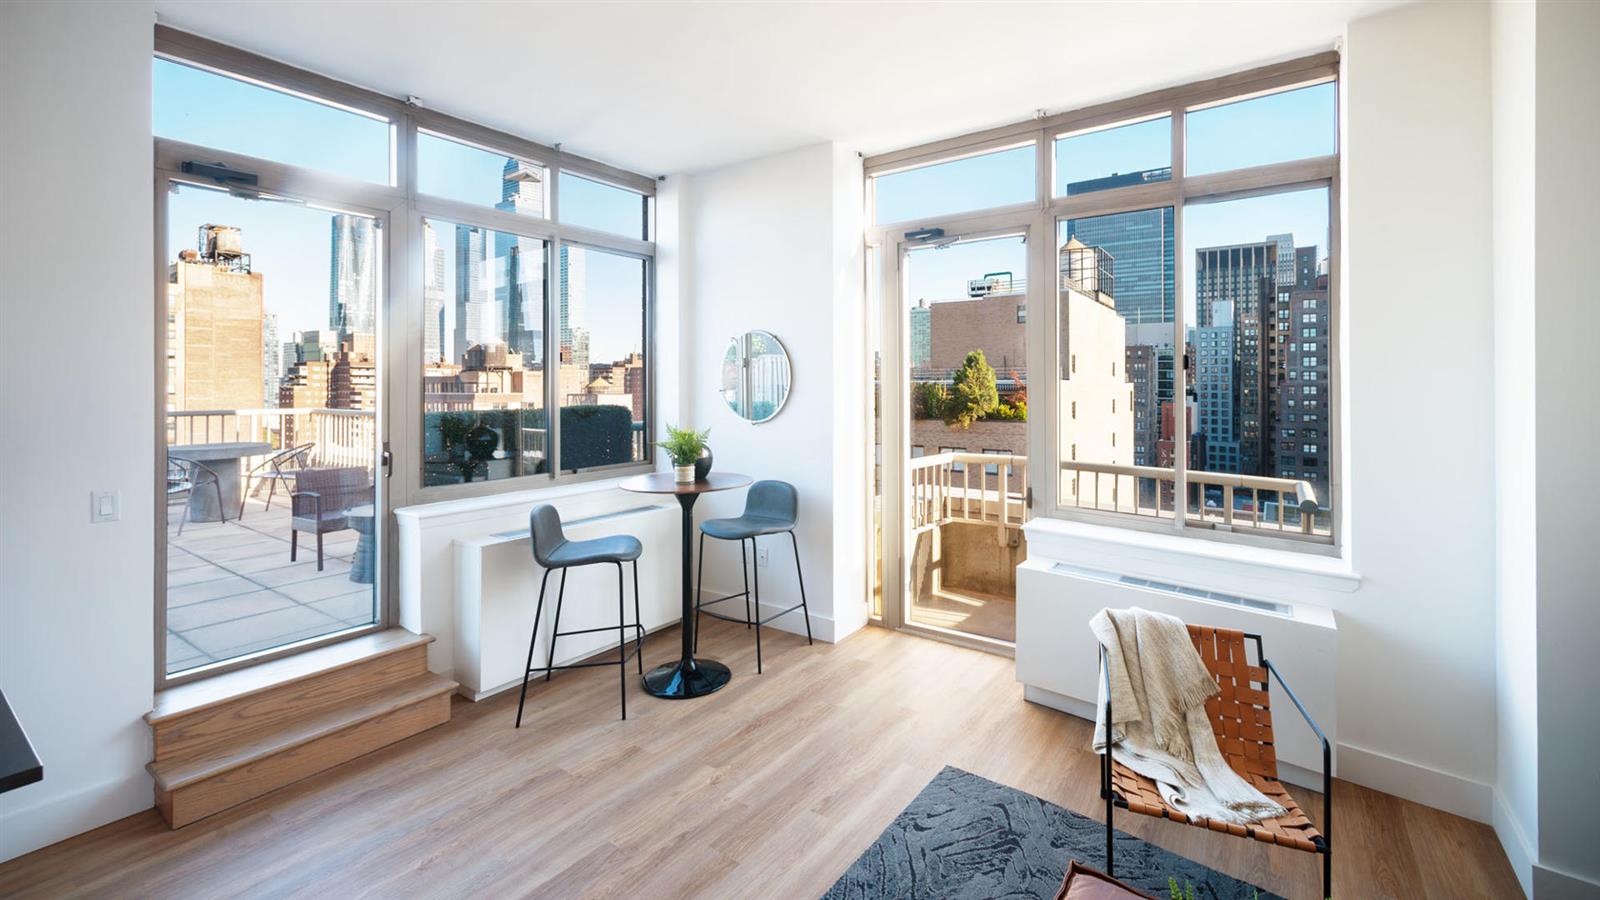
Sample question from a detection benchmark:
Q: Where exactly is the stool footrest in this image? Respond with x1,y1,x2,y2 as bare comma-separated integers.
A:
526,626,644,674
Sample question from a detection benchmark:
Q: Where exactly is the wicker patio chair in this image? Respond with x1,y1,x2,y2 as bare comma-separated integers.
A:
1098,625,1331,898
289,466,372,571
167,458,225,536
238,442,314,518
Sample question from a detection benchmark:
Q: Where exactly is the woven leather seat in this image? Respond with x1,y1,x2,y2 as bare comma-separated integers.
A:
1100,624,1330,897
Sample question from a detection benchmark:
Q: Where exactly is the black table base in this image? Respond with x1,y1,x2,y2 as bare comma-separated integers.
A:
641,490,733,700
642,657,731,699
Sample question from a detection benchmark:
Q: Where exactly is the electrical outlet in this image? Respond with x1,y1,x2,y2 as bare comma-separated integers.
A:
90,490,120,523
756,546,770,568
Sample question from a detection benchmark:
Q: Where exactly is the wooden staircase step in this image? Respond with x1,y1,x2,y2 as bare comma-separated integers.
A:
149,629,434,761
150,672,457,828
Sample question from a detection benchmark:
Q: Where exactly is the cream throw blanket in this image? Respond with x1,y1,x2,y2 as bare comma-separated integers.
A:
1091,607,1285,826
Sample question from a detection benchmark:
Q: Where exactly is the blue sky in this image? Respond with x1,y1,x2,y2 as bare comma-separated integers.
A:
158,59,646,360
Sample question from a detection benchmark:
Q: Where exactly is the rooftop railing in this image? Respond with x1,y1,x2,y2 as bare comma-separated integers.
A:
1060,458,1327,537
908,451,1028,536
167,408,375,471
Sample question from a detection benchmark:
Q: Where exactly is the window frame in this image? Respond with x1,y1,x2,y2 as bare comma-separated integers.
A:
151,27,658,687
863,51,1342,555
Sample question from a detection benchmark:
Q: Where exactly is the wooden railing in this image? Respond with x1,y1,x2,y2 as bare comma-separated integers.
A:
908,451,1028,536
1059,459,1326,537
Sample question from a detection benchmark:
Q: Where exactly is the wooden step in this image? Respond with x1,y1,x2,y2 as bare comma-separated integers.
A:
150,672,457,828
148,629,434,761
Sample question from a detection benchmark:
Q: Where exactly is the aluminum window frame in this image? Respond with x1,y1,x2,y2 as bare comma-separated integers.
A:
864,50,1343,560
152,26,658,686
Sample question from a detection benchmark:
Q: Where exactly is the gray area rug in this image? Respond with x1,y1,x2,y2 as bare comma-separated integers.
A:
822,766,1279,900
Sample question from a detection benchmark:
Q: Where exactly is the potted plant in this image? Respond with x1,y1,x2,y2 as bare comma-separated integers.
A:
657,424,711,483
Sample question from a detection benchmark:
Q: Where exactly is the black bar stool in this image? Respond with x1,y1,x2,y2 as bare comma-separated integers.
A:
516,504,645,724
693,480,812,673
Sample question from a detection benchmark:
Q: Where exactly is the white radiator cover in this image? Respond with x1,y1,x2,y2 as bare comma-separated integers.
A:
1016,556,1338,786
453,502,681,700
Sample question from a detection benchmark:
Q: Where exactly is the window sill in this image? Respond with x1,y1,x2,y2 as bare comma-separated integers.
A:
1021,515,1361,594
395,472,644,526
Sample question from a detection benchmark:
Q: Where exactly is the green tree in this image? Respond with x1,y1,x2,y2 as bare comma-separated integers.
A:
945,350,999,427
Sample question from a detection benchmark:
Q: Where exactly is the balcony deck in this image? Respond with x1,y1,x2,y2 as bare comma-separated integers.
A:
165,495,375,676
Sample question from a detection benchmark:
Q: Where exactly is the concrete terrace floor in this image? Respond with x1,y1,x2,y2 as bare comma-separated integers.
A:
165,495,375,675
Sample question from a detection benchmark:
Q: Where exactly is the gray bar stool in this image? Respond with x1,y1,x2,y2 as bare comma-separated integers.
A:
516,504,644,724
693,480,812,673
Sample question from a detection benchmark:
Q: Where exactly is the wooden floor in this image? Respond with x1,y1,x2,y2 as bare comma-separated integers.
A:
0,622,1519,899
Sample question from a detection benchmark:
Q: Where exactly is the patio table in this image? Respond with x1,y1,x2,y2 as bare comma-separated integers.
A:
168,442,271,522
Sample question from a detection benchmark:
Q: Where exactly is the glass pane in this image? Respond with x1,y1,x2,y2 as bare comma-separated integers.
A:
903,234,1027,643
1057,208,1176,519
1183,187,1332,536
154,58,391,184
873,145,1035,225
421,218,548,486
164,183,380,676
559,172,646,238
557,246,648,470
418,131,547,217
1186,82,1337,175
1054,116,1171,196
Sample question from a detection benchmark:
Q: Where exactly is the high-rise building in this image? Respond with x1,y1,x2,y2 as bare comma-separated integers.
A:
261,312,281,408
453,225,489,363
1056,242,1135,510
1064,208,1174,327
1195,241,1276,473
328,214,376,339
1273,251,1331,501
167,225,263,413
495,158,546,364
279,332,376,411
558,245,588,371
1195,300,1239,473
909,300,931,369
423,220,446,364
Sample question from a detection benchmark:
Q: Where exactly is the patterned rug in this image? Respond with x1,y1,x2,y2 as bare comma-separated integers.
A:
822,766,1279,900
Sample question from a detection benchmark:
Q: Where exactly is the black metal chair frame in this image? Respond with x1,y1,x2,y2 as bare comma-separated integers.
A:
1098,631,1332,899
168,458,225,536
238,443,314,518
516,560,645,723
692,529,812,673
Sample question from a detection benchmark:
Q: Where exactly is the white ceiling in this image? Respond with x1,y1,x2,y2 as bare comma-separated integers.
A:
153,0,1404,177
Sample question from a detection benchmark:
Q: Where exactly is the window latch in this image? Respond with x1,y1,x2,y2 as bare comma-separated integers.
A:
382,442,392,478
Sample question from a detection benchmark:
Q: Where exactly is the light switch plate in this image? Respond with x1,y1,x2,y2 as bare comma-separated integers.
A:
91,490,120,523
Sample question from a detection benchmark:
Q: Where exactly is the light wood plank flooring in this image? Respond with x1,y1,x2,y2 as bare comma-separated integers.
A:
0,622,1520,899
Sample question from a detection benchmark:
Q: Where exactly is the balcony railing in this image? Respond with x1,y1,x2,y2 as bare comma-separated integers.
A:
167,408,376,471
908,451,1028,535
1059,459,1327,537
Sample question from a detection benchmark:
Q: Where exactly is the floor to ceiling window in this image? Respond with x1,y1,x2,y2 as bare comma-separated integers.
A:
153,27,657,685
865,51,1342,650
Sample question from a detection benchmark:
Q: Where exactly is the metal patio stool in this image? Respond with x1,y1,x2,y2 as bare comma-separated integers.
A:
516,504,645,724
693,480,812,673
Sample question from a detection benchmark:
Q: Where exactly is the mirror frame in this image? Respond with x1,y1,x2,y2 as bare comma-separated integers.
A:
721,330,792,424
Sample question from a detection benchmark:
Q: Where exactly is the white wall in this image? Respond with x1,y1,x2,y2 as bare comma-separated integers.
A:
1530,3,1600,896
678,142,868,644
0,1,157,862
1490,0,1539,891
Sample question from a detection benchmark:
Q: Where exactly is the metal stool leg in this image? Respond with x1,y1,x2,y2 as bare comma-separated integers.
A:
693,531,706,654
616,562,627,721
789,530,813,646
632,559,644,674
751,537,763,674
545,567,567,682
740,539,751,628
515,568,552,728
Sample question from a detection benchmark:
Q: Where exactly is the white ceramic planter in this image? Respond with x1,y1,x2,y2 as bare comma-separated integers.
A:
674,464,695,483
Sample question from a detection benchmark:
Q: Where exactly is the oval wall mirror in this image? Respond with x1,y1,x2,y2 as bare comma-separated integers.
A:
721,330,791,423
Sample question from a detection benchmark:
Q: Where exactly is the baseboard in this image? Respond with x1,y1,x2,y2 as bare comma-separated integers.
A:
695,587,838,643
1533,863,1600,900
1335,742,1492,823
0,771,153,863
1494,788,1536,898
